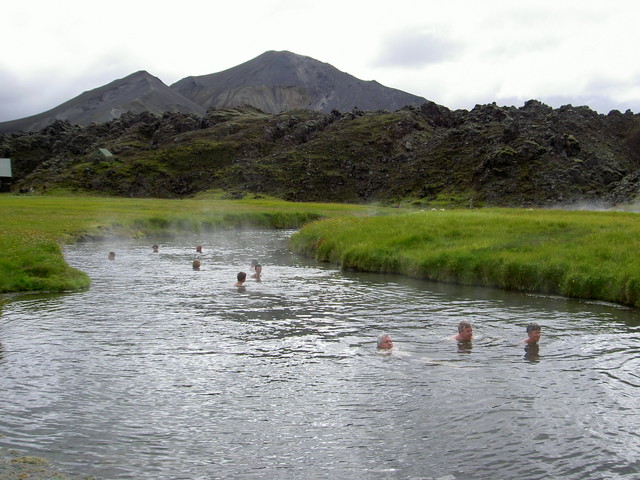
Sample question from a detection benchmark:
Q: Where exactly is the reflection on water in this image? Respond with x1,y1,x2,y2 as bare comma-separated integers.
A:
523,342,541,363
1,229,639,480
456,341,473,355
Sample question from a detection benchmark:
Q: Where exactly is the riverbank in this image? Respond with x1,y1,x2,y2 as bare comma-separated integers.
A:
0,193,381,293
4,193,640,308
288,208,640,308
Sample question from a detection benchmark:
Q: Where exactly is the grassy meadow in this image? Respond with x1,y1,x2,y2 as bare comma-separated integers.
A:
3,192,640,308
289,208,640,308
0,193,381,293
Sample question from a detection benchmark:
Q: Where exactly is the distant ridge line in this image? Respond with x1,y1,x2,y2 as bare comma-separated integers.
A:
0,51,427,133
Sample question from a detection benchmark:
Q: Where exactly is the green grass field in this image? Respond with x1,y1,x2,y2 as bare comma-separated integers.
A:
3,193,640,308
289,208,640,307
0,193,382,293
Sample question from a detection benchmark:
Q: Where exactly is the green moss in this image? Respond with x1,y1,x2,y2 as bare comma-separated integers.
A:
0,447,72,479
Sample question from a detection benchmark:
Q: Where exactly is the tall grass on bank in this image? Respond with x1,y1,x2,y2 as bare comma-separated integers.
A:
0,231,90,293
289,208,640,307
0,194,381,293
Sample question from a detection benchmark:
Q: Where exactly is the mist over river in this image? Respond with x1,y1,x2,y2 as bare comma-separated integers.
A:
1,229,638,479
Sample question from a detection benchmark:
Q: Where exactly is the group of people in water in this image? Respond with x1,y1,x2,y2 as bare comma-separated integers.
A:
108,244,542,356
377,321,543,354
234,259,262,286
107,244,263,285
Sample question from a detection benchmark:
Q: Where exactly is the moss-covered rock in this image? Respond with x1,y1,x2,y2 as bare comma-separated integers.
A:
2,102,639,208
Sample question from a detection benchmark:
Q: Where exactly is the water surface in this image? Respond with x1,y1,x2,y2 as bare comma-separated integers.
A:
1,229,639,479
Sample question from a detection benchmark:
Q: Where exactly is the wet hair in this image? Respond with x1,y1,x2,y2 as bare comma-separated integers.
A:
237,271,247,282
458,320,472,333
377,333,392,347
526,322,541,333
192,259,201,270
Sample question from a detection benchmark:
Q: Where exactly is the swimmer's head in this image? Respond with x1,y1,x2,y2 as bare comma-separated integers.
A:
458,320,472,333
377,333,393,350
456,320,473,341
525,322,542,343
526,322,541,334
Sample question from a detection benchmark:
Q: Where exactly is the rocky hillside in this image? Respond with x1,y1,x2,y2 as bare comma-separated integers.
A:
0,51,426,133
2,101,639,208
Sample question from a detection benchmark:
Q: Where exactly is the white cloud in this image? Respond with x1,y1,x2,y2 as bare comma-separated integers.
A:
374,30,460,68
1,0,640,121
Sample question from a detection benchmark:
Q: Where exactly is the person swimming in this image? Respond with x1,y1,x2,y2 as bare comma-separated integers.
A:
107,251,116,260
192,259,201,270
521,322,542,344
377,333,393,350
235,271,247,287
251,264,262,280
449,320,473,342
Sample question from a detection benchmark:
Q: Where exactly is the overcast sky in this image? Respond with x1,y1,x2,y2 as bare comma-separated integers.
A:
2,0,639,122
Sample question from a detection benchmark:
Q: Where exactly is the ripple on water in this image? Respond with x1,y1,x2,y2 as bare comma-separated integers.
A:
0,231,638,480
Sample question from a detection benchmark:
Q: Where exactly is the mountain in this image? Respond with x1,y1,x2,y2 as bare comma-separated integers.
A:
2,102,639,208
0,51,426,133
0,71,205,133
5,51,638,209
170,50,427,113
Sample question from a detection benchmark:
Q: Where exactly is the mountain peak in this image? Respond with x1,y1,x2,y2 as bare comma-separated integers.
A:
0,51,427,132
170,50,426,114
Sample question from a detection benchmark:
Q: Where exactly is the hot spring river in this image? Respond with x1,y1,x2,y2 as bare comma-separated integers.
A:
1,229,639,479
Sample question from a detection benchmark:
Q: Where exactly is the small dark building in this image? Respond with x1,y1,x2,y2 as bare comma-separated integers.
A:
0,158,12,192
